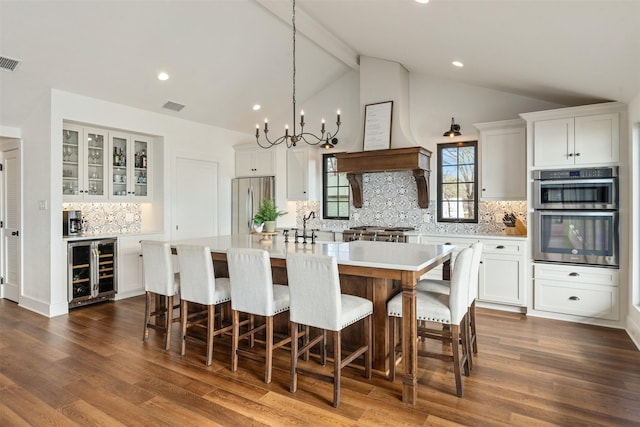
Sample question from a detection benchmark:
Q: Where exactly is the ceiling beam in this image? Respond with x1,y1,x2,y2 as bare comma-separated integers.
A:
254,0,360,72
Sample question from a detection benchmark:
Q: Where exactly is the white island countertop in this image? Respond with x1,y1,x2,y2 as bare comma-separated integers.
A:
170,234,453,272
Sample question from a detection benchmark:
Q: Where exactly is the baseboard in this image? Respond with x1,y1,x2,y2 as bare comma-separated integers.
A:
476,301,527,314
19,295,68,318
626,312,640,350
115,289,145,300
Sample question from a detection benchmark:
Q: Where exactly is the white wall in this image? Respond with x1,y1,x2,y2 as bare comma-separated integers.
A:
627,90,640,347
18,89,252,316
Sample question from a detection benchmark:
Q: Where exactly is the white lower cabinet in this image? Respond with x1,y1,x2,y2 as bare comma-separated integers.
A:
116,236,144,299
418,234,526,308
534,263,619,321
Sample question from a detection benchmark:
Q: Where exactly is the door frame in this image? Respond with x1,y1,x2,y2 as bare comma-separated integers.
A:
0,138,22,302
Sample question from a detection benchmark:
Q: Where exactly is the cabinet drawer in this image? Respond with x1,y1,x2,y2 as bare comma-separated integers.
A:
535,280,619,320
534,264,618,286
482,241,522,255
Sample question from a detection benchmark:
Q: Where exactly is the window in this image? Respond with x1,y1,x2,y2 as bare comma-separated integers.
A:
323,153,350,219
437,141,478,223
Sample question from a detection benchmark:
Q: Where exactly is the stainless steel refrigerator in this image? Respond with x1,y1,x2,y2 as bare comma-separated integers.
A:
231,176,275,234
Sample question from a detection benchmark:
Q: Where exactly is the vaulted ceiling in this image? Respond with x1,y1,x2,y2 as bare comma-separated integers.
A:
1,0,638,134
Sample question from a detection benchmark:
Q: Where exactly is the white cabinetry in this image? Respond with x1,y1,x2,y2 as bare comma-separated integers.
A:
287,147,316,200
235,145,276,177
478,240,525,306
418,234,526,307
525,106,621,168
534,263,619,321
109,132,152,202
115,236,144,300
475,119,526,200
63,125,109,202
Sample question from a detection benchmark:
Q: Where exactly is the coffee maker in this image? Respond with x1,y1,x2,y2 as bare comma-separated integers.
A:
63,210,83,236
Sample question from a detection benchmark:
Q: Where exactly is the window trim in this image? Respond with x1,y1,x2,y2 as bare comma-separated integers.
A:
436,140,479,223
322,153,350,220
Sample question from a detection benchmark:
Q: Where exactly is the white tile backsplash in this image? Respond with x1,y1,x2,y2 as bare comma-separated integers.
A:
63,203,142,234
298,170,527,233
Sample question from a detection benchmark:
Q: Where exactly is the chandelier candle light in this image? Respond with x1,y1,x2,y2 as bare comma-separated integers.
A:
255,0,341,149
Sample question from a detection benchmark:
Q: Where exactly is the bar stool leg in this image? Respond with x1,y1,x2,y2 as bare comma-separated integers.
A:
290,321,299,393
333,330,341,408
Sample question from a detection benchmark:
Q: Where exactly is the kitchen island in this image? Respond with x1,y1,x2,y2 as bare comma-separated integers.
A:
169,234,453,404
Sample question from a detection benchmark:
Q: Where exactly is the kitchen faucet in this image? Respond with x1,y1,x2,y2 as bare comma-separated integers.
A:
295,211,317,244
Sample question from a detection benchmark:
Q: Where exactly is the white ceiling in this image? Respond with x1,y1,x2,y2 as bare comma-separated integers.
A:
1,0,639,134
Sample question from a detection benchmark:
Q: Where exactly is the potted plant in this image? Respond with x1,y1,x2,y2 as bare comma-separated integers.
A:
253,199,286,233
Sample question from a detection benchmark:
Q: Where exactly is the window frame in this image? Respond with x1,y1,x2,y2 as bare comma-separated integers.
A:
436,140,479,223
322,153,350,220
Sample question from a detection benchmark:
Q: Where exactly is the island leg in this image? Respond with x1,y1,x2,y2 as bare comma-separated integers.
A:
401,270,418,405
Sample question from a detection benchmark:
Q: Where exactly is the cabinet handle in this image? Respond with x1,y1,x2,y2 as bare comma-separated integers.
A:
568,296,580,301
569,272,580,277
575,152,581,157
568,153,574,157
496,245,505,249
444,242,452,245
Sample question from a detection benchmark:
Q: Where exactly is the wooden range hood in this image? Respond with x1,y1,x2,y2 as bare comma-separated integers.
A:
335,147,432,208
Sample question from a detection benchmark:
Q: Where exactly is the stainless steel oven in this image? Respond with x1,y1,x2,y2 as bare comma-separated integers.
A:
533,211,619,267
533,167,618,210
533,167,619,267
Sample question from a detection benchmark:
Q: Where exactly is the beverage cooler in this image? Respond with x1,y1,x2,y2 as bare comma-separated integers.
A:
68,238,117,308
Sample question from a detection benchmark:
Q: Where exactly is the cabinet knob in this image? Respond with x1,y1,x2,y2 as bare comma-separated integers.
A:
568,153,574,157
575,152,581,157
482,188,486,191
569,272,580,277
568,296,580,301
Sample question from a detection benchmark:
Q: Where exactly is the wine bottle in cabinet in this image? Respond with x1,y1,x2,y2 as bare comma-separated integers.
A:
68,238,117,308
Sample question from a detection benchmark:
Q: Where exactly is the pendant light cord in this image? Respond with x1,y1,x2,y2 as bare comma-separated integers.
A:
292,0,297,135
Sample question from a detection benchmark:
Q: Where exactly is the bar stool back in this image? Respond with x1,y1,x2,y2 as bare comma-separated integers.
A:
286,252,373,408
226,248,291,383
387,246,473,397
176,244,232,366
141,240,180,351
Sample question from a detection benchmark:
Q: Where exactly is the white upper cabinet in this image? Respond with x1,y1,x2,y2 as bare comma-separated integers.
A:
109,132,152,202
531,112,619,168
63,125,109,202
235,145,276,177
475,119,526,200
286,147,316,200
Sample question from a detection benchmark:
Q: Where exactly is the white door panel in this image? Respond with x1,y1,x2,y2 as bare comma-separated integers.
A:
1,148,21,302
173,157,218,240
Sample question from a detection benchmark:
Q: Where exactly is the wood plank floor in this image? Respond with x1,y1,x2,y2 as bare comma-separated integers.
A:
1,297,639,426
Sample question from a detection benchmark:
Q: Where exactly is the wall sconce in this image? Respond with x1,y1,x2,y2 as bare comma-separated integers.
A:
443,117,461,137
321,138,338,149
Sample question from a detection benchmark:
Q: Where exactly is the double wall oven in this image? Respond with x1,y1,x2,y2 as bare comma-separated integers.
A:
532,167,619,267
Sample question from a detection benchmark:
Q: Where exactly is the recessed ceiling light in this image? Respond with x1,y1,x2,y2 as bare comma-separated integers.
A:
253,104,261,111
452,61,464,68
157,72,169,81
415,0,429,3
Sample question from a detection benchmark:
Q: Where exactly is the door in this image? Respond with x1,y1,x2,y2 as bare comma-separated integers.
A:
1,148,21,302
173,157,218,240
533,118,574,167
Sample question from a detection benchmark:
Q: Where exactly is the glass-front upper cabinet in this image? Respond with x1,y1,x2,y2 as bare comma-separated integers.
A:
110,132,130,200
109,132,152,201
84,128,108,199
63,125,108,202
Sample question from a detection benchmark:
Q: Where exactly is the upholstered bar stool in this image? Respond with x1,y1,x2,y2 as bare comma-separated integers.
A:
286,252,373,408
226,248,292,384
416,242,483,368
387,247,473,397
141,240,181,351
176,244,233,366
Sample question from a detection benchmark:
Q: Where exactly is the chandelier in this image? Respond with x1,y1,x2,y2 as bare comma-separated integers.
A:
255,0,341,149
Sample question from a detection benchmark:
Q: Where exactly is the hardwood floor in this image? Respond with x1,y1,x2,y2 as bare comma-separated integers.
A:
1,297,639,426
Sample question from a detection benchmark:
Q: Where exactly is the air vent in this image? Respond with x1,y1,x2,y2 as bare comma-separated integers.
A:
162,101,185,112
0,56,21,72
